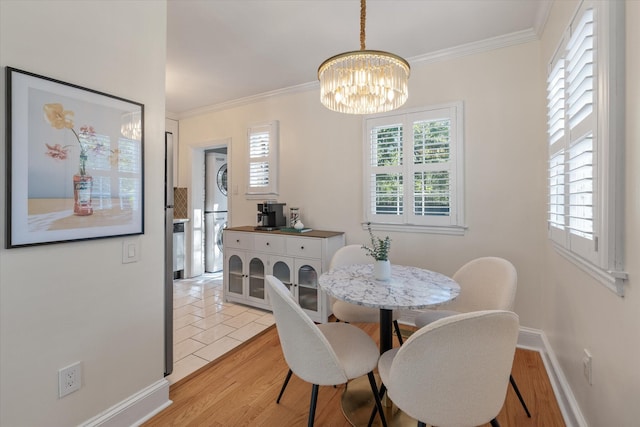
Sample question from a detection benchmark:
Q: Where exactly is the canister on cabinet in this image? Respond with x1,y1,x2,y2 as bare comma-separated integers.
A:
289,207,300,228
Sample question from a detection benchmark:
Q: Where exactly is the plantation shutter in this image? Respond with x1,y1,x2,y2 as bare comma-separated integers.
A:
247,121,279,197
566,7,597,263
546,6,597,264
547,58,567,244
409,112,455,225
545,0,626,294
367,120,405,224
364,103,462,228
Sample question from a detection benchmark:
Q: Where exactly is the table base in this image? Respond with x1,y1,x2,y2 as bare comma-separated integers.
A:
341,375,416,427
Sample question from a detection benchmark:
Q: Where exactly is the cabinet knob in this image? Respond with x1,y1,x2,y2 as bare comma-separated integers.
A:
300,246,304,250
266,242,270,246
236,239,240,243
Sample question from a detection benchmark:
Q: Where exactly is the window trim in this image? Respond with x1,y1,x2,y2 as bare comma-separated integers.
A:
546,0,626,296
245,120,279,199
362,102,465,235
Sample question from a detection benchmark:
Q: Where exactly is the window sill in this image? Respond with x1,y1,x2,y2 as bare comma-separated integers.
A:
364,222,467,236
552,243,627,297
245,192,279,200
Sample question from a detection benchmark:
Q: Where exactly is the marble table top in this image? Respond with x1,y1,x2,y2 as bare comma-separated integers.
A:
319,263,460,311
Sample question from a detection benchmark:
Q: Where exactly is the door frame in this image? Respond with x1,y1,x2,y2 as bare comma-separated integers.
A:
185,138,231,278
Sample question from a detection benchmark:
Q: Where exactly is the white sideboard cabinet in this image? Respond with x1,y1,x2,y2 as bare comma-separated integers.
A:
223,226,345,323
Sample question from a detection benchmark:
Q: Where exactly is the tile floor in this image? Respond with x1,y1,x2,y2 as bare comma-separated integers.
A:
166,272,275,385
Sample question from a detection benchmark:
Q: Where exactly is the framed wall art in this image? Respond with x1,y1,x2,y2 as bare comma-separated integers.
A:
5,67,144,248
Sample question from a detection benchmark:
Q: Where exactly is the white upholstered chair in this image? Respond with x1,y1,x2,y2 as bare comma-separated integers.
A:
413,256,531,417
330,245,404,344
266,275,387,427
369,310,520,427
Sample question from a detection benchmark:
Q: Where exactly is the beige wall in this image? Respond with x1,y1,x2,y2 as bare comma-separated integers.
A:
540,1,640,426
0,1,168,425
178,41,548,329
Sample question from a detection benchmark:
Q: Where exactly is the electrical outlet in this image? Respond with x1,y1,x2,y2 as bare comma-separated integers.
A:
582,349,592,385
58,361,82,397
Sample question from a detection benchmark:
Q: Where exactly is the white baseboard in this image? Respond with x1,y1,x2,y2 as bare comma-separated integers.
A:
519,327,589,427
80,379,172,427
399,312,586,427
78,324,586,427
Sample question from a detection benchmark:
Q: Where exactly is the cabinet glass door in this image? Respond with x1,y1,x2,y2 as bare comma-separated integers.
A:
248,257,265,300
272,260,292,292
228,254,243,295
297,264,318,312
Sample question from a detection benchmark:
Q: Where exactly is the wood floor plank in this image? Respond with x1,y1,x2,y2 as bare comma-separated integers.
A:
144,323,565,426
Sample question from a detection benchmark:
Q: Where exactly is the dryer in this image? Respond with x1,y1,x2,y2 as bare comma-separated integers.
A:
205,152,228,272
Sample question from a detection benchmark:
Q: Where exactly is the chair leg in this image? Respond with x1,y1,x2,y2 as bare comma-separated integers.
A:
276,369,293,403
393,320,404,345
490,418,500,427
367,384,387,427
367,372,388,427
510,374,532,417
308,384,319,427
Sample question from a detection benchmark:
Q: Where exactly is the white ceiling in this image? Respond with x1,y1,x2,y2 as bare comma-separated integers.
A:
166,0,552,115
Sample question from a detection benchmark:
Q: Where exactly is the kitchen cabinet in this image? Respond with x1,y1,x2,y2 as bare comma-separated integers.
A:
223,226,345,323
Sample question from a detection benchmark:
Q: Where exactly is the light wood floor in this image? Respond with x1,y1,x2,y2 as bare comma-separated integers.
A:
144,322,566,426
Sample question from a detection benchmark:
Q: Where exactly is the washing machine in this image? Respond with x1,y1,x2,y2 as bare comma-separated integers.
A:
205,153,228,272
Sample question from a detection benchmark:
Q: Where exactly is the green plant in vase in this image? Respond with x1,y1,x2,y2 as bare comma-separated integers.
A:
362,222,391,261
362,223,392,280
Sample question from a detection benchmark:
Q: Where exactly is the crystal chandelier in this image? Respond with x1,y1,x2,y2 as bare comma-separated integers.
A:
318,0,410,114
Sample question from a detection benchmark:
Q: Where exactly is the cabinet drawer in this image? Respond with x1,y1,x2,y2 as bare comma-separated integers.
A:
225,232,253,250
254,234,285,253
286,237,322,258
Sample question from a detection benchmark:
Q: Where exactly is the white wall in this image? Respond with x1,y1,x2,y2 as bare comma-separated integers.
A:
540,1,640,426
0,1,168,426
178,41,547,329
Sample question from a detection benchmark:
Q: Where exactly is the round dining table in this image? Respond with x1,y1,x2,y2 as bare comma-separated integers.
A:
319,263,460,354
319,263,461,426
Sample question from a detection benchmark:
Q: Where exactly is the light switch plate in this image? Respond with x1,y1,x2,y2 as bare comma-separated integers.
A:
122,239,139,264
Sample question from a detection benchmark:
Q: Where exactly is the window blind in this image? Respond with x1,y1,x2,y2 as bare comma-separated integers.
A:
547,7,595,244
545,1,627,294
249,130,270,188
566,8,594,130
547,60,565,146
364,103,463,229
568,134,593,239
247,121,279,196
548,151,565,231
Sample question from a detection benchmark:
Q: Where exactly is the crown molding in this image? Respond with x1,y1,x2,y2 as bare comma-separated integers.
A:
174,28,541,119
177,81,318,119
408,28,538,66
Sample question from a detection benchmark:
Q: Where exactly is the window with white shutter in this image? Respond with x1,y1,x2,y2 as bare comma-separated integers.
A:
545,0,626,295
364,102,464,234
246,121,278,197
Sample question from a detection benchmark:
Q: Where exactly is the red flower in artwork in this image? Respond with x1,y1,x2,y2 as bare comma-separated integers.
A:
44,143,71,160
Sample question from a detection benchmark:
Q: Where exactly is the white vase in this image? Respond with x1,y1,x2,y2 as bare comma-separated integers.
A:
374,260,391,281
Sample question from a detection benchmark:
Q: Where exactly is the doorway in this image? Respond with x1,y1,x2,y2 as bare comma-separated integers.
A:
204,148,228,272
185,139,231,278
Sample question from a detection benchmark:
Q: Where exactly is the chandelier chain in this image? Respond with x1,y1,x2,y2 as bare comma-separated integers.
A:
360,0,366,50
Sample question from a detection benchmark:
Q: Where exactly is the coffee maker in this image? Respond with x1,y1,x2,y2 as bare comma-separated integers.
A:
256,201,286,231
